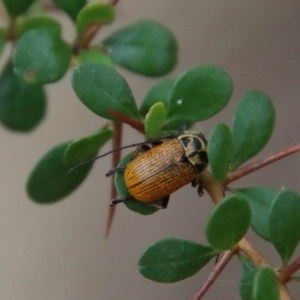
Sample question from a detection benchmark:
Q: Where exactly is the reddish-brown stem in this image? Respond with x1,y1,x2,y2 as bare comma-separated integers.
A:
193,248,238,300
280,256,300,283
111,0,119,5
80,24,102,49
105,121,123,237
225,145,300,185
108,109,145,133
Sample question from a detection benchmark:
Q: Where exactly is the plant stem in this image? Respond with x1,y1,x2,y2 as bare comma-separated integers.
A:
202,170,292,300
105,121,123,237
280,256,300,283
225,145,300,184
108,109,145,133
193,248,238,300
80,24,102,49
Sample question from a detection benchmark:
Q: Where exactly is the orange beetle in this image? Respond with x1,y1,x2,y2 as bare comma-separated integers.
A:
108,133,208,208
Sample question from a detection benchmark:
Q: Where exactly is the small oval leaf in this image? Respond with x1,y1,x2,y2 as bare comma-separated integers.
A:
16,15,62,37
269,189,300,264
13,29,71,84
167,65,233,125
3,0,34,18
72,63,141,121
138,238,218,283
64,127,114,167
76,2,115,41
252,267,279,300
235,187,277,241
0,62,46,132
239,255,257,300
27,142,93,203
140,79,175,117
77,50,114,66
206,194,251,250
145,102,167,139
230,90,275,170
51,0,86,21
103,20,177,76
114,153,159,215
207,123,233,181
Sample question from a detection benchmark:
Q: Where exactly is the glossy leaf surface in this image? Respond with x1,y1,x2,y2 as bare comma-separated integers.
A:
236,187,277,241
207,123,233,181
72,63,140,121
77,50,114,66
231,90,275,170
51,0,86,21
145,102,167,139
0,62,46,132
139,238,217,283
252,267,279,300
167,65,233,126
206,194,251,250
140,79,175,117
3,0,34,18
76,2,115,40
64,127,114,167
269,189,300,263
103,20,177,76
16,15,62,37
27,142,93,203
239,255,257,300
13,29,71,84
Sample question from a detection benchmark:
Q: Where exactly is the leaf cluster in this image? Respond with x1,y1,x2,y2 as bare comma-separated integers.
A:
1,1,299,299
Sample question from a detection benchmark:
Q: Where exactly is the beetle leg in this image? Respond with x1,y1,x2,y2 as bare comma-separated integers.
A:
109,197,129,206
197,179,204,196
106,167,126,177
148,196,170,209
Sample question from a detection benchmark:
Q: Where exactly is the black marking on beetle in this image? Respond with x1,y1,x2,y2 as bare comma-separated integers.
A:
194,162,206,173
199,151,208,164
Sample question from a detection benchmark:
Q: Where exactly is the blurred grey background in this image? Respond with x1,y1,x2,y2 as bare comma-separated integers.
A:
0,1,300,299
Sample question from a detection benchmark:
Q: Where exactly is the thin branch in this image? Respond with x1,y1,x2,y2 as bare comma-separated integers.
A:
201,170,292,299
193,248,238,300
80,24,102,49
105,121,123,237
225,145,300,185
280,256,300,283
108,109,145,133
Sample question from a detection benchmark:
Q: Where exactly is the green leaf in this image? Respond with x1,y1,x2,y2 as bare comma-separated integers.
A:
51,0,86,21
0,28,6,57
269,189,300,264
206,194,251,250
235,187,277,241
166,65,233,126
138,238,218,283
2,0,34,18
0,62,46,132
207,123,233,181
140,79,175,117
16,15,62,37
13,29,71,84
27,142,93,203
77,50,114,66
76,2,115,41
144,102,167,139
103,20,177,76
72,63,141,121
230,90,275,170
64,126,114,167
252,267,279,300
114,152,159,215
239,255,257,300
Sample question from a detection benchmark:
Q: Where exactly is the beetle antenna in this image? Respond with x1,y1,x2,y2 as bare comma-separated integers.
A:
68,139,165,173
